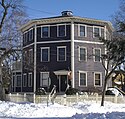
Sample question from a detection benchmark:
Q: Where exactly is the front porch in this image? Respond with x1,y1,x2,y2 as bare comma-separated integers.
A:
54,70,71,92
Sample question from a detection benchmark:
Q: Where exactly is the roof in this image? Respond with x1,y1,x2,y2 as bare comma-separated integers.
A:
20,15,113,32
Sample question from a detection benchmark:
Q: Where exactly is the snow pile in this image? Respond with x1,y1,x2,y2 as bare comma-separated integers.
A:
0,101,82,118
0,100,125,118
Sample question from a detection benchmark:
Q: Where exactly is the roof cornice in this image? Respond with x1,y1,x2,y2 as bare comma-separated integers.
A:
20,16,113,32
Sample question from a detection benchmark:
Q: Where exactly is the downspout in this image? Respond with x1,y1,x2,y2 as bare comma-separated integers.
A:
71,21,75,88
34,24,37,93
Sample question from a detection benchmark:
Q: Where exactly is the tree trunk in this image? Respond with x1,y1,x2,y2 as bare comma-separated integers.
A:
101,78,107,106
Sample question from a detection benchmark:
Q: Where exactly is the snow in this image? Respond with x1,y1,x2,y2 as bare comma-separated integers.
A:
0,100,125,119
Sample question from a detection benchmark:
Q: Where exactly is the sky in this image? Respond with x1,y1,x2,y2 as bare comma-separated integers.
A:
24,0,120,21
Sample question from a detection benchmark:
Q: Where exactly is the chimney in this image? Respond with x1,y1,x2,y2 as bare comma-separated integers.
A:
61,11,73,17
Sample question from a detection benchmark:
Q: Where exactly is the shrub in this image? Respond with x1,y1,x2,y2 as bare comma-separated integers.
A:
35,87,47,95
65,87,79,95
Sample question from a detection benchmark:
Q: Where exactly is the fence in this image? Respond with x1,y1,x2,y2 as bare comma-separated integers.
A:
6,93,125,106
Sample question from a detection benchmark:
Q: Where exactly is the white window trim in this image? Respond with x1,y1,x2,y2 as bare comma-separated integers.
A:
41,47,50,62
57,24,66,37
28,72,32,87
93,48,101,62
78,24,87,37
40,72,49,87
78,71,87,87
78,46,87,61
41,25,50,38
23,73,27,87
93,26,101,38
94,72,102,87
57,46,66,61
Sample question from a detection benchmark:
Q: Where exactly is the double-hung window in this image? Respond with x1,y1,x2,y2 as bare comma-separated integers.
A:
41,26,49,38
57,25,66,37
29,29,33,41
94,27,100,37
40,72,49,87
79,25,86,37
23,73,27,87
23,32,28,44
16,75,21,87
28,73,32,87
57,46,66,61
94,72,102,86
94,48,101,62
79,47,87,61
29,49,33,63
12,75,15,87
41,47,50,62
79,71,87,86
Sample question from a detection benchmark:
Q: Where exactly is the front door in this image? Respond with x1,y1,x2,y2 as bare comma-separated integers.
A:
59,75,67,92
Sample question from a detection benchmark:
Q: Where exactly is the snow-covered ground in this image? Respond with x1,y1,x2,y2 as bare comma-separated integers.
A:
0,100,125,119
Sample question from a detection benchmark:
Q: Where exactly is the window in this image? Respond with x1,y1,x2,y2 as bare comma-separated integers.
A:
16,75,21,87
57,46,66,61
23,73,27,87
41,26,49,38
101,28,104,38
94,48,101,62
40,72,49,87
12,75,15,87
58,25,66,37
23,32,28,44
23,51,27,65
94,73,102,86
23,34,25,44
94,27,100,37
41,47,50,62
29,29,33,41
79,25,86,37
29,49,33,63
28,73,32,87
79,71,87,86
79,47,87,61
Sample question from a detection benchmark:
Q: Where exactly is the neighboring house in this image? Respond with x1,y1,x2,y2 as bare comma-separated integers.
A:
112,71,125,91
20,11,113,93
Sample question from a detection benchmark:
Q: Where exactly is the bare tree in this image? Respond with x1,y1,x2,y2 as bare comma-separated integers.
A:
0,0,28,100
100,33,125,106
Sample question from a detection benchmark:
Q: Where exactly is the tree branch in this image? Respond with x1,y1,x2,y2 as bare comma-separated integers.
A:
0,0,10,33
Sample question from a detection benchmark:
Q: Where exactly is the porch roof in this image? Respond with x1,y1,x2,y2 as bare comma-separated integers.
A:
54,70,70,75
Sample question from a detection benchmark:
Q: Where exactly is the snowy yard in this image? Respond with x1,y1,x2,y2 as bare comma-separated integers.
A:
0,100,125,119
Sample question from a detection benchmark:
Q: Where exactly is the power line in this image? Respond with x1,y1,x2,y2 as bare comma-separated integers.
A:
24,6,58,16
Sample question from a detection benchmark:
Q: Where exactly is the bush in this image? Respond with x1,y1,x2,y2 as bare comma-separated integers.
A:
35,87,47,95
65,87,79,95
